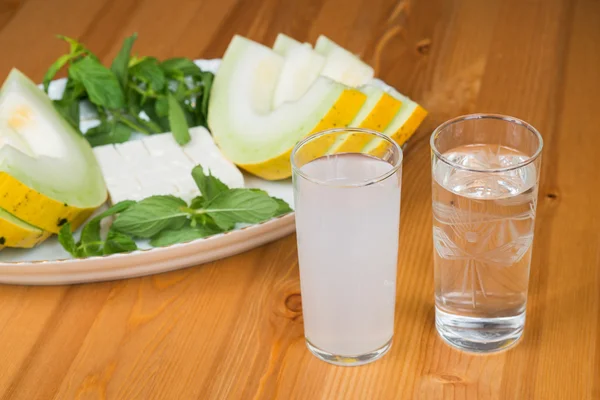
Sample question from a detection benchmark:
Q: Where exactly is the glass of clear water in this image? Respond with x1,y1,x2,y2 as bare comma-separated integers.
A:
291,128,402,366
431,114,543,353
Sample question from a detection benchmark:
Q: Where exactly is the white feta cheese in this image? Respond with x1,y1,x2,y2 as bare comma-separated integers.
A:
92,127,245,205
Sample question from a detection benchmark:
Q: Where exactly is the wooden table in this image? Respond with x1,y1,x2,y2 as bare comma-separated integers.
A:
0,0,598,398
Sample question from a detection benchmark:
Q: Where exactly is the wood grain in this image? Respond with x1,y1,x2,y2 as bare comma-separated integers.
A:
0,0,599,399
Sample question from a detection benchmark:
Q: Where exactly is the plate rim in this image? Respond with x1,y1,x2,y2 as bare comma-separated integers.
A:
0,212,295,284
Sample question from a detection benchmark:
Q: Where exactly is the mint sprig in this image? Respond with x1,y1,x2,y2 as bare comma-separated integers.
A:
58,165,293,257
45,34,213,146
58,200,137,257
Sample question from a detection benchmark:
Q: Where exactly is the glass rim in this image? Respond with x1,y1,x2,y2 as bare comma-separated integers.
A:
430,113,544,173
291,127,403,188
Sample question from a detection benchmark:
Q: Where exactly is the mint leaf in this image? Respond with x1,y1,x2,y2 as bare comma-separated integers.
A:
191,212,222,231
78,200,136,256
112,195,188,238
79,221,102,257
57,201,135,258
58,223,77,256
191,165,228,202
205,189,279,230
111,33,137,91
96,200,137,220
128,54,147,68
141,100,169,130
53,77,86,130
200,71,213,117
130,57,165,92
69,57,125,109
160,58,203,77
57,35,88,55
127,86,142,115
104,229,138,255
155,95,169,117
167,93,190,145
62,77,87,102
85,120,132,147
44,53,79,92
182,105,196,129
53,98,80,130
62,76,87,104
189,196,205,209
273,197,293,216
149,222,222,247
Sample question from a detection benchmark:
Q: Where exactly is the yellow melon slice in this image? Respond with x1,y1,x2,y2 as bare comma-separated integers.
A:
0,69,107,233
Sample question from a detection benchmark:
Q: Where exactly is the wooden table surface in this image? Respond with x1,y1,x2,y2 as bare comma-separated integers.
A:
0,0,599,399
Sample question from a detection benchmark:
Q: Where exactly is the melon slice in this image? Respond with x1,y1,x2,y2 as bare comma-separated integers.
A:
329,85,402,154
315,35,374,87
0,69,107,233
272,33,303,56
209,35,366,180
272,43,326,108
0,207,51,248
362,79,428,156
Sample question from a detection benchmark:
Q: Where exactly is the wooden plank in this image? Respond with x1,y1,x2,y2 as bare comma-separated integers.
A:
0,0,597,398
0,0,24,31
2,284,114,400
0,0,109,80
518,0,600,397
0,286,66,393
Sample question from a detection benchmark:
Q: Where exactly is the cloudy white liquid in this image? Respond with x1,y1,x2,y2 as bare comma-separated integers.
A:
294,153,401,356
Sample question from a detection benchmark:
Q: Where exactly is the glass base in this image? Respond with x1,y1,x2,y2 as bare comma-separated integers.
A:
435,307,525,353
306,338,392,366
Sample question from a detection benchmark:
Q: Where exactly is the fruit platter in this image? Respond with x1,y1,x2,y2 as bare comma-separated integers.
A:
0,33,426,284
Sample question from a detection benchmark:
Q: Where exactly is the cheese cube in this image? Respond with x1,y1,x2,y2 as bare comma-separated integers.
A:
92,127,244,205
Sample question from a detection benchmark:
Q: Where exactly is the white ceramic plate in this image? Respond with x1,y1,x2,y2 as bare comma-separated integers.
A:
0,60,296,285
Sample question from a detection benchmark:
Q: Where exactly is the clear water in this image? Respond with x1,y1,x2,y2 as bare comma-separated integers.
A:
432,144,538,351
294,153,401,359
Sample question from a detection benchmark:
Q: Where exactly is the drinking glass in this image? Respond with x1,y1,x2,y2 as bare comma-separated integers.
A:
431,114,543,352
291,128,402,366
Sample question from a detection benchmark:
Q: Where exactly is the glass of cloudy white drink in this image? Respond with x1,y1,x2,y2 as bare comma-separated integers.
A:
291,128,402,366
